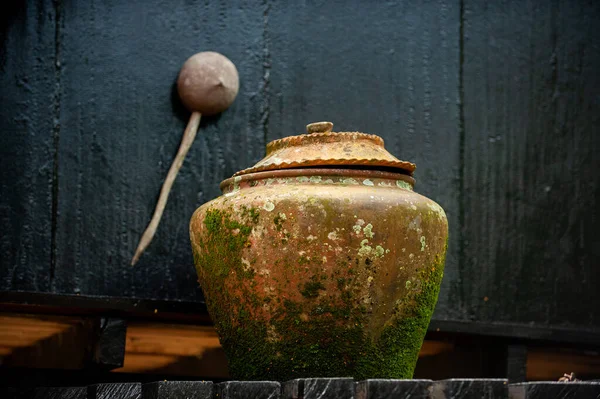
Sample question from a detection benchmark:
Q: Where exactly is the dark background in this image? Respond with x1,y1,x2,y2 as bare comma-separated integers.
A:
1,0,599,346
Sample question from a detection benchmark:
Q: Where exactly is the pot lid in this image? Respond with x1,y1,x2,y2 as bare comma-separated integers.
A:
233,122,416,177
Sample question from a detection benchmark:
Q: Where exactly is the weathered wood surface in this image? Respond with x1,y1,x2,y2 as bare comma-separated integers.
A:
52,1,265,299
5,379,600,399
1,0,599,336
88,383,141,399
0,1,56,292
461,0,600,327
284,378,356,399
142,381,213,399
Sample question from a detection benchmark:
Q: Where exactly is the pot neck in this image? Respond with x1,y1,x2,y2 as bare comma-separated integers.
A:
220,168,415,194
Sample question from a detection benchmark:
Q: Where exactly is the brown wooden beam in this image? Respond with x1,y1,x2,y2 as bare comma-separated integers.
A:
1,312,599,381
0,313,126,370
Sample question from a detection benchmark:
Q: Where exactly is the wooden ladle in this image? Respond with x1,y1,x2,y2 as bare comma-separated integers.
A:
131,51,239,265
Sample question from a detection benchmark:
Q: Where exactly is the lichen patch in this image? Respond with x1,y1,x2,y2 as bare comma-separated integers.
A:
358,239,373,257
263,201,275,212
363,223,374,238
396,180,413,191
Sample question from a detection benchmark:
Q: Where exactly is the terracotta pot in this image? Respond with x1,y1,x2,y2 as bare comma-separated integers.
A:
189,122,448,381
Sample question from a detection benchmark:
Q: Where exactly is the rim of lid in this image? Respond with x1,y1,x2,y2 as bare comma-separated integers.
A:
233,122,416,177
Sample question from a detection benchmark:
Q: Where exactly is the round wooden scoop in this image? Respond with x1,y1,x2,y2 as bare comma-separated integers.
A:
131,51,239,265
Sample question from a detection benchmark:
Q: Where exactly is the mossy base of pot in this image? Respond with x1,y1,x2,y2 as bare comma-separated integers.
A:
222,311,431,381
211,250,446,381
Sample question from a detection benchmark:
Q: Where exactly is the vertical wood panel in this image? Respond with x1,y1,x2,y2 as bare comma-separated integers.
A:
0,1,56,291
53,1,265,299
267,0,462,319
462,0,600,325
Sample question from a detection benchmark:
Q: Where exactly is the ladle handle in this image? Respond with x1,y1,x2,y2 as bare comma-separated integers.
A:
131,111,202,265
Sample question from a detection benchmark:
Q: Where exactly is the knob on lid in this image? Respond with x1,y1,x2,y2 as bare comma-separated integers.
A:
233,122,416,177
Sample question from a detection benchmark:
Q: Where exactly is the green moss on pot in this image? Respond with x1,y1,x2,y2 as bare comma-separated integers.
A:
226,244,446,380
197,208,254,279
192,205,447,381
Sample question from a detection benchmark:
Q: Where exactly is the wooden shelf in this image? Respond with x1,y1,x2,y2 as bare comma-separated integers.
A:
116,322,227,377
1,311,599,381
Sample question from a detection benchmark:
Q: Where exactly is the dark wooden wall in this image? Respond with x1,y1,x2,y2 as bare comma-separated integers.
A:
2,0,599,339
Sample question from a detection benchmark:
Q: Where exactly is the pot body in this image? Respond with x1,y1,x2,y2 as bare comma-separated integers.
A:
189,168,448,381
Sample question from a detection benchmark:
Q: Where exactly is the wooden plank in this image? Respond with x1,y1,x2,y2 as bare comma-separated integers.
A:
216,381,281,399
52,1,265,299
432,379,508,399
0,314,77,354
462,0,600,326
32,387,87,399
283,378,354,399
509,382,600,399
114,321,228,378
0,291,210,322
527,347,600,381
428,319,600,346
0,313,126,370
142,381,213,399
0,314,94,369
88,383,141,399
267,0,462,319
356,380,433,399
0,0,56,291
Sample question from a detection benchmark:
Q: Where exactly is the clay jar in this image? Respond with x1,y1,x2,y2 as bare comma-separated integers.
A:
189,122,448,381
